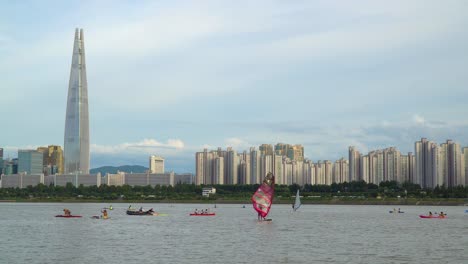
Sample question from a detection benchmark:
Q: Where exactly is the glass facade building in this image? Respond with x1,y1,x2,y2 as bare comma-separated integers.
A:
64,28,90,174
18,150,43,174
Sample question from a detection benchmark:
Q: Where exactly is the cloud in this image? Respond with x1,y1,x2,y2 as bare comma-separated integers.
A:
91,138,185,154
413,114,425,125
224,137,252,151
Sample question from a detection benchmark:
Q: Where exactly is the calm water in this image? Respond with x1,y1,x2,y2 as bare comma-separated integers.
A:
0,203,467,264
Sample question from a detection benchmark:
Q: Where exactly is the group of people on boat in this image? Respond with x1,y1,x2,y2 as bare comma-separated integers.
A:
193,209,210,215
428,211,446,218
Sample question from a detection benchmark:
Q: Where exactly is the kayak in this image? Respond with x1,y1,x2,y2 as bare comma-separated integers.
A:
190,213,216,216
55,215,82,218
91,216,109,219
152,213,168,216
419,215,447,219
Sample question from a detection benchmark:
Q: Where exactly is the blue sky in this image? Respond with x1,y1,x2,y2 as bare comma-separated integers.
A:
1,0,468,172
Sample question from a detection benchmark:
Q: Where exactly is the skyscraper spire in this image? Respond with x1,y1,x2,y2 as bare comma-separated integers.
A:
64,28,90,174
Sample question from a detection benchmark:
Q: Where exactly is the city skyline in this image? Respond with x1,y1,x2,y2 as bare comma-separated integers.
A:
1,1,468,172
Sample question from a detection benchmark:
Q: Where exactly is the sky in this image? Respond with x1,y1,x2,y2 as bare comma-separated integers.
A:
1,0,468,172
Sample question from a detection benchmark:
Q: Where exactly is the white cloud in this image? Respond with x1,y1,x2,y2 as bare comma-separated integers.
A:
413,114,425,125
91,138,185,154
225,137,251,150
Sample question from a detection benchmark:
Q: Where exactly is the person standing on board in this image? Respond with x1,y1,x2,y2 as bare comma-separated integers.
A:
258,205,264,220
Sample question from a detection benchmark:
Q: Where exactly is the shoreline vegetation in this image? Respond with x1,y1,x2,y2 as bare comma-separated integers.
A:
1,181,466,206
1,198,466,206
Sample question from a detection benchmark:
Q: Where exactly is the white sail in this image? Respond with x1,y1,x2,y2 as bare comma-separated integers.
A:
293,189,301,211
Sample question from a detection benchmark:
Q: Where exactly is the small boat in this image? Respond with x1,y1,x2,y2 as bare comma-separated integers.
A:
419,215,447,219
389,211,404,213
126,209,155,216
189,213,216,216
55,215,82,218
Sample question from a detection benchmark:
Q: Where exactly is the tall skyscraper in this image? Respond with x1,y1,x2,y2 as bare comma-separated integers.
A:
64,28,90,174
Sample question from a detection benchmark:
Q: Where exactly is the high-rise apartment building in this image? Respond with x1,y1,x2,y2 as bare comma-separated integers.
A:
439,140,464,187
64,28,90,174
289,145,304,161
463,147,468,186
18,150,43,175
333,158,349,183
214,156,224,184
348,146,361,182
0,147,3,174
249,147,261,184
274,143,304,161
415,138,436,188
259,144,274,156
149,155,165,174
383,147,401,182
360,155,369,183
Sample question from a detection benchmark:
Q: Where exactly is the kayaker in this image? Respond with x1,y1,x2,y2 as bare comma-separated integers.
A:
63,209,71,216
139,207,143,212
194,209,199,215
429,211,433,216
439,212,445,217
101,209,108,219
398,208,401,213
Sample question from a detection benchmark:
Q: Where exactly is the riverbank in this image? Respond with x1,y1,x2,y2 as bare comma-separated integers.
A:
1,197,466,206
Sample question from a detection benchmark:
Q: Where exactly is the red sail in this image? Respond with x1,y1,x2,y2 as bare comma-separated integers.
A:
252,173,275,218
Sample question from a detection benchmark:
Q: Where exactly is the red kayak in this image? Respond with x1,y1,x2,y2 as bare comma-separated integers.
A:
55,215,82,218
190,213,216,216
419,215,446,219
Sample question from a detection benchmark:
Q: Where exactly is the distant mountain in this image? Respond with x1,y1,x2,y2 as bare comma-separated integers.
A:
90,165,148,175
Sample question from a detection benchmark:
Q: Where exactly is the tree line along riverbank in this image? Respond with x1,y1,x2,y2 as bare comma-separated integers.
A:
0,181,466,205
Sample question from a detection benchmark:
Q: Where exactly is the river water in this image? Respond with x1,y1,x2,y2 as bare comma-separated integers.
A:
0,203,466,264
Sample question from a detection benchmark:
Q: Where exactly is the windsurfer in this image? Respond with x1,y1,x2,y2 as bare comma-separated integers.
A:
258,205,264,220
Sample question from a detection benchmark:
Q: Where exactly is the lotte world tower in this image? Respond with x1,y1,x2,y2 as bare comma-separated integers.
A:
64,28,90,174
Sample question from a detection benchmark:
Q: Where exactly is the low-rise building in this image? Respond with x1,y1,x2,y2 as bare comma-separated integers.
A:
202,187,216,197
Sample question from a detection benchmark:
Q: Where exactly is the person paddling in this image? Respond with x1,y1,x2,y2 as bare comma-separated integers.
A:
101,209,108,219
63,209,71,216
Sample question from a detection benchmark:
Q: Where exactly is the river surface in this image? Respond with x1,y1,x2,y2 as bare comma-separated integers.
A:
0,203,466,264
